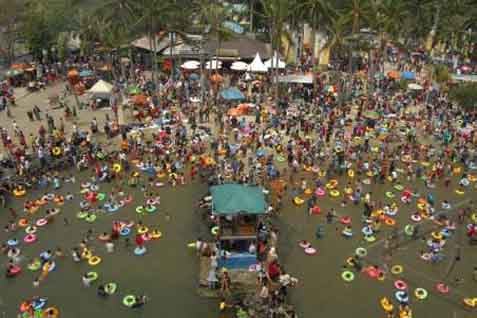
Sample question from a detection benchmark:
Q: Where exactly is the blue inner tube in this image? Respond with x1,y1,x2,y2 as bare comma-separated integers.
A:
32,299,47,310
7,239,18,246
362,227,373,236
146,206,157,213
134,246,146,256
395,291,409,303
120,227,131,236
107,205,119,213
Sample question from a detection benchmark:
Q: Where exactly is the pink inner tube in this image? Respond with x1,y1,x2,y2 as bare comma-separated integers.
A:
315,188,326,197
36,218,47,227
367,267,378,278
9,265,21,275
304,247,317,255
141,233,152,241
299,241,311,249
394,280,408,290
311,206,321,215
24,234,37,244
340,216,352,225
421,253,431,261
436,283,450,294
85,192,97,202
411,214,422,222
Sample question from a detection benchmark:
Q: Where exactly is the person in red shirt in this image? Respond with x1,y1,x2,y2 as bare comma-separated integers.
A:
135,234,144,247
267,260,281,281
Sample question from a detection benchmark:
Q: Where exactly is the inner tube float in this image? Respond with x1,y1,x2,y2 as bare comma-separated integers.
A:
384,218,396,226
420,253,432,261
82,249,92,260
105,282,117,295
299,241,311,249
79,201,90,209
98,233,111,241
344,187,353,195
315,188,326,197
340,216,352,225
120,227,131,236
27,259,42,271
123,295,136,307
85,214,97,223
77,211,88,219
52,147,62,156
150,230,162,239
394,280,408,290
362,226,373,236
43,261,56,272
25,225,37,234
24,234,37,244
455,189,465,195
88,256,102,266
136,206,145,214
53,195,64,205
145,205,157,213
18,218,28,227
87,271,98,282
304,247,317,255
394,184,404,191
364,235,376,243
341,271,355,282
97,193,106,201
134,246,147,256
36,218,48,227
304,188,313,195
348,170,355,178
113,163,122,173
342,228,353,237
329,190,340,197
13,187,26,197
380,297,393,312
326,179,338,189
137,226,149,234
355,247,367,258
385,192,395,199
391,265,403,275
211,226,219,236
49,208,61,216
463,298,477,308
7,239,18,247
404,225,414,236
43,307,59,318
90,184,99,192
414,288,428,300
66,194,74,200
395,291,409,303
432,232,443,240
107,204,119,213
411,213,422,222
293,197,304,205
435,283,450,294
141,233,152,241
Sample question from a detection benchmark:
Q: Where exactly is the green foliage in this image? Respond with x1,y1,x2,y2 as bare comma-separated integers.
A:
432,64,451,84
449,83,477,109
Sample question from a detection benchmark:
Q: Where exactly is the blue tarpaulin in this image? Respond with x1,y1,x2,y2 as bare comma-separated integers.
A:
211,184,266,215
79,70,94,77
220,87,245,101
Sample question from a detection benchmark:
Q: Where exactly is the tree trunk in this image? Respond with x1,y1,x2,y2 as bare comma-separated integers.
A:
249,0,254,33
148,31,156,85
129,47,135,81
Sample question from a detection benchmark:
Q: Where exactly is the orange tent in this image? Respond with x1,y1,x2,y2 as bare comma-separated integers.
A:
227,108,241,117
387,70,400,79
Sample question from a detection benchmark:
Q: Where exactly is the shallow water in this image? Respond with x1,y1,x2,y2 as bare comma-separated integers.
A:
1,167,477,318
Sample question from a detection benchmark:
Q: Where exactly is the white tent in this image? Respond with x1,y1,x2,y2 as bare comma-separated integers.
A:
181,60,200,70
247,53,268,72
230,61,249,71
205,60,222,70
265,53,286,69
88,80,113,99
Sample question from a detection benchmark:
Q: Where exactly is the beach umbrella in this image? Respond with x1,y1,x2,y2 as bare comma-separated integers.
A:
181,60,200,70
407,83,423,90
401,71,416,80
220,87,245,101
230,61,249,71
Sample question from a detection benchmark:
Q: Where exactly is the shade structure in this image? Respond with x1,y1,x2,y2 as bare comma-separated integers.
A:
181,60,200,70
230,61,249,71
401,71,416,80
205,60,222,70
88,80,113,99
220,87,245,101
407,83,423,90
79,70,94,77
210,184,266,215
247,53,268,72
264,53,286,69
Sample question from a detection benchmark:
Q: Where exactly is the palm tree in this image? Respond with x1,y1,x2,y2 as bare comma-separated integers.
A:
259,0,297,100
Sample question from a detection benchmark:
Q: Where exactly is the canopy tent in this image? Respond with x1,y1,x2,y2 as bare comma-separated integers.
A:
88,80,113,99
181,60,200,70
206,60,222,70
210,184,266,215
220,87,245,100
247,53,268,73
387,70,400,79
230,61,249,71
264,53,286,69
277,74,313,84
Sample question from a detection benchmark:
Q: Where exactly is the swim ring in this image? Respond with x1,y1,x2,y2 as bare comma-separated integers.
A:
341,271,355,282
88,256,101,266
134,246,147,256
123,295,136,307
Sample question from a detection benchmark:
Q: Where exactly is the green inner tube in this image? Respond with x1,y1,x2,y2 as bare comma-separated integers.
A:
123,295,136,307
415,288,428,300
276,155,285,162
85,214,97,223
394,184,404,191
87,271,98,281
77,211,88,219
146,206,157,213
97,193,106,201
28,259,42,271
385,192,395,198
105,282,117,295
404,225,414,236
136,206,144,214
364,235,376,243
211,226,219,235
341,271,355,282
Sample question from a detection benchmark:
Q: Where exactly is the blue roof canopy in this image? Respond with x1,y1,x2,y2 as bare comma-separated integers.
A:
220,87,245,100
211,184,266,215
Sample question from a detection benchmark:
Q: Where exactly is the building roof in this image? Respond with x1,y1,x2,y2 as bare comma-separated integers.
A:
211,184,266,215
205,36,271,60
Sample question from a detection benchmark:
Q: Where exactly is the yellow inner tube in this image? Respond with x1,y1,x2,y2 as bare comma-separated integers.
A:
455,189,465,195
329,190,340,197
344,187,353,195
380,298,393,312
391,265,403,275
13,189,26,197
469,175,477,182
137,226,149,234
463,298,477,307
304,188,313,195
113,163,122,173
348,170,355,178
88,256,102,266
293,197,304,205
52,147,61,156
82,249,92,260
43,307,59,318
431,232,443,240
151,230,162,239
